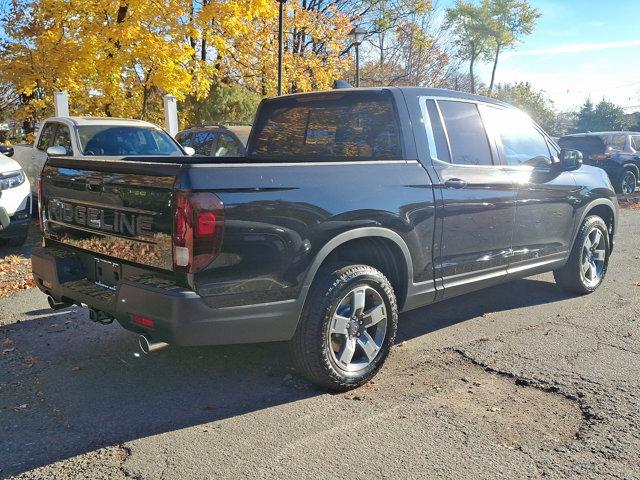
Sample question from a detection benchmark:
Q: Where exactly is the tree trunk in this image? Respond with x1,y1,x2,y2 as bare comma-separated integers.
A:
469,54,476,94
140,85,150,120
488,44,501,94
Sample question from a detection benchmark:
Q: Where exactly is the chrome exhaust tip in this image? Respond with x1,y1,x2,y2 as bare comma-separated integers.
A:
47,295,71,310
138,334,169,354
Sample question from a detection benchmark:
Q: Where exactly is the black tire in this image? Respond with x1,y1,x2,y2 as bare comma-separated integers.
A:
290,264,398,391
615,168,637,195
553,215,610,295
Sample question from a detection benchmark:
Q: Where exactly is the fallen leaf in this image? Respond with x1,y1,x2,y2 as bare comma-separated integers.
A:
23,356,37,367
2,338,15,355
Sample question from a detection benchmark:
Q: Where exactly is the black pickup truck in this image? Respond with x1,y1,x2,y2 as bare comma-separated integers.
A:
33,88,618,390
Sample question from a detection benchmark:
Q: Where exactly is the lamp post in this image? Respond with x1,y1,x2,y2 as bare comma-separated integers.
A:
277,0,287,96
348,26,366,87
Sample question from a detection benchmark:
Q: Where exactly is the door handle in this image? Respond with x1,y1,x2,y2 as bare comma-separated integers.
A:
444,178,467,189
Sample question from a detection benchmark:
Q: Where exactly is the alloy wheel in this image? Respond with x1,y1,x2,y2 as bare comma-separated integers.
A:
326,285,387,373
580,227,606,288
622,171,636,195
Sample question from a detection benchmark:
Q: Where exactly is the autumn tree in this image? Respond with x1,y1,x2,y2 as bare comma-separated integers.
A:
0,0,353,127
0,0,205,126
444,1,491,94
485,0,539,93
230,1,352,96
491,82,558,133
357,1,457,88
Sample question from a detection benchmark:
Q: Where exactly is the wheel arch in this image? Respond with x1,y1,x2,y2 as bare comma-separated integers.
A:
298,228,414,313
622,162,639,178
575,198,617,253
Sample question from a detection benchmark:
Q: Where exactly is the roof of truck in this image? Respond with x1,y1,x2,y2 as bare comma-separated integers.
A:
43,116,162,128
560,131,640,137
268,87,513,109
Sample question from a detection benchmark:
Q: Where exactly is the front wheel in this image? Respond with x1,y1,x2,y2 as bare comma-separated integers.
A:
290,264,398,391
553,215,610,294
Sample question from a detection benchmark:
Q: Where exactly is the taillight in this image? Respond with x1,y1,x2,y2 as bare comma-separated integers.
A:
172,191,224,273
37,175,44,235
589,153,611,161
131,315,155,329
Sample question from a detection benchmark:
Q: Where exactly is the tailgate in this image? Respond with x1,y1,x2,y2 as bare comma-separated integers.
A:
40,158,181,271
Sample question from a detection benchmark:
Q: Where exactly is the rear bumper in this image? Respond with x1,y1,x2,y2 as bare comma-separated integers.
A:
31,246,300,346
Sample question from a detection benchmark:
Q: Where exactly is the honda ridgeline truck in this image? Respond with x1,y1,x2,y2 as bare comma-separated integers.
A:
32,88,618,390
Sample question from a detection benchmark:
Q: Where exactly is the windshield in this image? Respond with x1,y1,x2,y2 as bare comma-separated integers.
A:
77,125,183,156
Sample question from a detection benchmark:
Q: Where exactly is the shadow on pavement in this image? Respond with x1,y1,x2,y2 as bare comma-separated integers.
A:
1,276,568,478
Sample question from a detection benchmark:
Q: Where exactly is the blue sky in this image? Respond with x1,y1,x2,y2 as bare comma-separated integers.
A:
467,0,640,112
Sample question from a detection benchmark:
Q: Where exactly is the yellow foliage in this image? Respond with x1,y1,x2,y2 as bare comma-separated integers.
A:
233,2,352,96
0,0,352,126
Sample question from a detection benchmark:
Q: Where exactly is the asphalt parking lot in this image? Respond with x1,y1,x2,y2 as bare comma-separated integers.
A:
1,209,639,479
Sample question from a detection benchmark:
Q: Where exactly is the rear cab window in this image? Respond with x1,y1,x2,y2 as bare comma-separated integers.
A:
249,91,402,161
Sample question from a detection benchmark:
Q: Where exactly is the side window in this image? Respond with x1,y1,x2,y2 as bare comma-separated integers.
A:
51,124,72,153
631,136,640,151
36,123,56,151
215,133,242,157
175,132,192,147
483,107,551,167
192,131,217,155
424,99,450,162
438,100,493,166
610,135,626,151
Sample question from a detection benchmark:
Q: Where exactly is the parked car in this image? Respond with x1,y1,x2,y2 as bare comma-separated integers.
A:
175,124,250,156
0,152,31,246
33,88,617,390
558,131,640,194
24,117,193,195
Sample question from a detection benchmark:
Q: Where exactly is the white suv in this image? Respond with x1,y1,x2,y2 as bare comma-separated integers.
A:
0,151,31,246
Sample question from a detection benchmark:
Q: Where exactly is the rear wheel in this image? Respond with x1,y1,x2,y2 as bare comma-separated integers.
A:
553,215,609,294
290,264,398,391
617,168,637,195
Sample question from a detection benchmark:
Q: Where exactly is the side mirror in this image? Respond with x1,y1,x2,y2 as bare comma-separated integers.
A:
183,146,195,156
46,146,69,156
559,148,583,171
0,146,15,157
